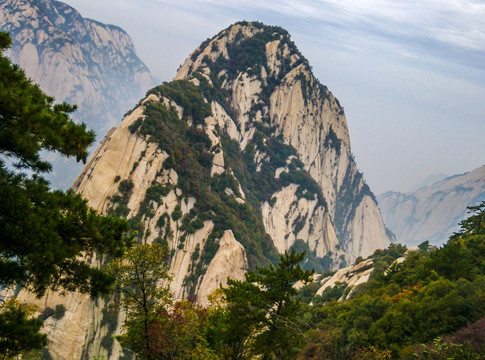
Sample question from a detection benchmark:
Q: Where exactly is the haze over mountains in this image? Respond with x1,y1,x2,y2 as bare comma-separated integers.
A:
378,165,485,246
0,0,153,187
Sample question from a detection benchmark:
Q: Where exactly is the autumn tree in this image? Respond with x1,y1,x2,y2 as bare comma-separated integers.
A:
147,300,220,360
108,243,171,359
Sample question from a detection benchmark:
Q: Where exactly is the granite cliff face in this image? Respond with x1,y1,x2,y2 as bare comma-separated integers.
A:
17,22,392,359
0,0,153,187
378,165,485,246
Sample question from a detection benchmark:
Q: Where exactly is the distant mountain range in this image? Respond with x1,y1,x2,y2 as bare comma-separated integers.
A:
378,165,485,246
0,0,154,188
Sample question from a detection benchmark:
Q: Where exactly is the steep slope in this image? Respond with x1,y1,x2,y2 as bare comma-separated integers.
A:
0,0,153,187
16,22,392,359
175,22,392,259
378,165,485,246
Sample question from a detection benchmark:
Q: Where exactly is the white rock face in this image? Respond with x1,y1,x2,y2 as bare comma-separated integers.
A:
378,165,485,246
316,259,374,300
261,184,341,260
13,21,393,360
197,230,248,306
0,0,152,132
15,288,125,360
0,0,153,188
16,93,251,359
175,22,392,262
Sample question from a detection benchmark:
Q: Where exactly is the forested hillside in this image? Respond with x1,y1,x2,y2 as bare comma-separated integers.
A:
2,16,484,360
105,201,485,359
91,201,485,359
295,201,485,359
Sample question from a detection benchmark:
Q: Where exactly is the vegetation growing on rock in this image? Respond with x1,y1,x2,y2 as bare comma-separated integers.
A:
108,203,485,359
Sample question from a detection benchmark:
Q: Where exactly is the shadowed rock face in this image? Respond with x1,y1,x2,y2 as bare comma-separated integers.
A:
378,165,485,246
0,0,154,188
14,21,392,359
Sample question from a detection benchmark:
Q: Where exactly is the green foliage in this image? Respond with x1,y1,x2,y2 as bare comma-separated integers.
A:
128,118,143,134
0,31,131,299
156,214,169,229
324,125,342,156
413,337,485,360
118,179,134,194
298,281,323,304
296,203,485,359
0,299,47,359
225,29,281,78
147,80,211,125
137,183,170,220
352,346,392,360
208,22,299,83
171,205,182,221
0,32,93,172
316,282,348,304
290,239,333,273
213,251,313,359
458,201,485,236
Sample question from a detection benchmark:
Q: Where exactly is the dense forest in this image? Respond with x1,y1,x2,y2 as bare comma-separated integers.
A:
295,201,485,359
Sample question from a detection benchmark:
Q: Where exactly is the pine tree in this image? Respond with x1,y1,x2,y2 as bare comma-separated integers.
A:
0,31,131,297
0,31,132,356
214,250,313,359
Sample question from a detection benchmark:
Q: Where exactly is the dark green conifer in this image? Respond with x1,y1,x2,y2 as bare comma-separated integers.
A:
0,30,131,356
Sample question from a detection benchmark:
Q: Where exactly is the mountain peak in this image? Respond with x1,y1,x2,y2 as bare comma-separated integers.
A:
177,21,308,85
15,19,393,359
0,0,154,188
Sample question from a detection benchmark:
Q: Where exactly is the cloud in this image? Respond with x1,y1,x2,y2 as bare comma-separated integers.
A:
155,0,485,72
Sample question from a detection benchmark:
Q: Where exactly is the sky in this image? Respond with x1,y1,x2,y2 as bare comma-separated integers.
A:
63,0,485,195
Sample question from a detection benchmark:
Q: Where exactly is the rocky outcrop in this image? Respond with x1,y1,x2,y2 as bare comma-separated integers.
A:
14,287,125,359
0,0,153,188
315,259,374,300
198,230,248,306
378,165,485,246
15,21,393,359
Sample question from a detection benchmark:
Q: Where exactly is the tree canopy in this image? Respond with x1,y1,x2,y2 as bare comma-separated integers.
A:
0,31,132,297
209,250,313,360
296,201,485,359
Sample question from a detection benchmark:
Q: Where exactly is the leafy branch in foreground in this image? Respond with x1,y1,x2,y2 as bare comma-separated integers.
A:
0,30,131,358
108,243,172,360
